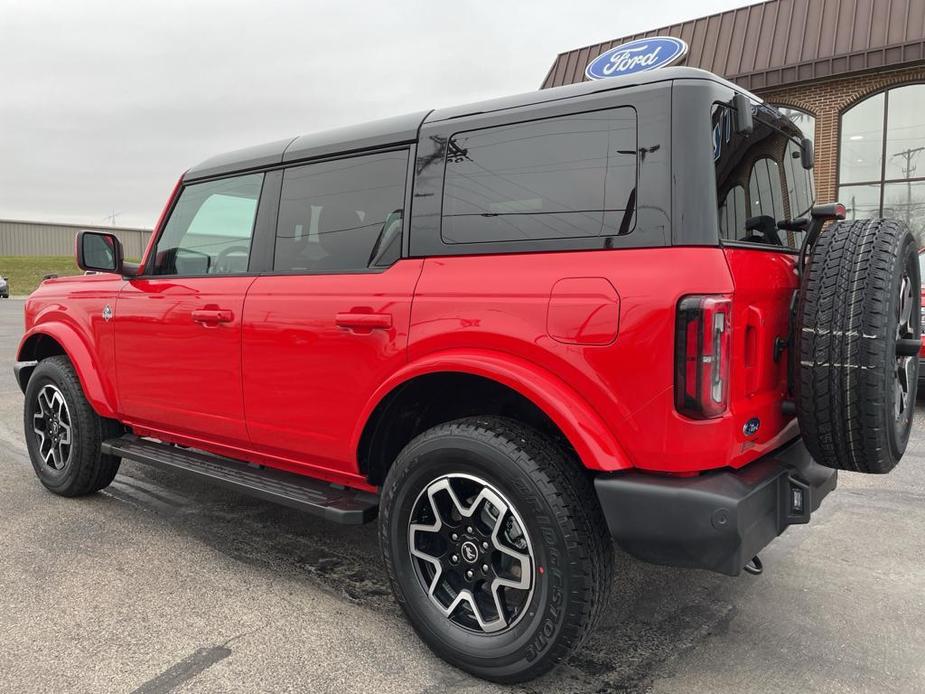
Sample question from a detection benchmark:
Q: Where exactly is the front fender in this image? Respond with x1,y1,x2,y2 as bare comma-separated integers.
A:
354,349,632,472
16,322,118,419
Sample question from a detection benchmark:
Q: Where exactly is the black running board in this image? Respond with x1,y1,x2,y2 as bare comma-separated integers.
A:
101,435,378,524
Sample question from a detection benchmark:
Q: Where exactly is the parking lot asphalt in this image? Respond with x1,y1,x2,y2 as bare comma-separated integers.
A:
0,297,923,693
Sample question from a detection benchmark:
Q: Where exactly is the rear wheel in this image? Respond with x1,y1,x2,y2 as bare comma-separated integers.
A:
797,217,920,473
379,416,613,683
23,356,122,496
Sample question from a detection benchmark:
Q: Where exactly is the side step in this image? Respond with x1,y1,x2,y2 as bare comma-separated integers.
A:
101,435,378,524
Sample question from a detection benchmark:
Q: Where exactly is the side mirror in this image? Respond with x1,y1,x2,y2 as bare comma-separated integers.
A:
76,231,123,274
800,137,814,169
733,93,754,135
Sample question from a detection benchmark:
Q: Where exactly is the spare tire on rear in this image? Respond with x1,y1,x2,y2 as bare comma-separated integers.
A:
796,217,920,474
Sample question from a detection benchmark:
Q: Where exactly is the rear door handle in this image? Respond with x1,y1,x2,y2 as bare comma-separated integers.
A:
192,309,234,325
335,312,392,330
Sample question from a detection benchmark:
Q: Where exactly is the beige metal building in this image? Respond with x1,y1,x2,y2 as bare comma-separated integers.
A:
0,219,151,259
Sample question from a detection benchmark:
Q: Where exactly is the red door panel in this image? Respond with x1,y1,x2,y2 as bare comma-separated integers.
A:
241,259,423,475
115,277,254,445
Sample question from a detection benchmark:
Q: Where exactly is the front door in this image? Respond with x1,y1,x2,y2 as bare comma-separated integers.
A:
242,149,418,476
115,172,265,446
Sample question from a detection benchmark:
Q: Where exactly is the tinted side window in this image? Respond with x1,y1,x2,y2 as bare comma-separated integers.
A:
153,173,263,276
274,150,407,273
441,108,637,244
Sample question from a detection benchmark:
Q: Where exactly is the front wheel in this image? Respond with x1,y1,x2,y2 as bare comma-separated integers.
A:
23,356,122,496
379,417,613,683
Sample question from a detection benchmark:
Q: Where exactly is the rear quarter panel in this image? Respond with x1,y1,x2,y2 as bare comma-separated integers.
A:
408,247,776,473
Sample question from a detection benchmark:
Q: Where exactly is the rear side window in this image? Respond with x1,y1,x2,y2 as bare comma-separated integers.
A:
274,150,407,273
441,108,637,244
153,173,263,276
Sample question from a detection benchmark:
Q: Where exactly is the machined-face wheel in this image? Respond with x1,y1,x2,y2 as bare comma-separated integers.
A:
894,271,917,424
32,384,72,471
408,473,534,634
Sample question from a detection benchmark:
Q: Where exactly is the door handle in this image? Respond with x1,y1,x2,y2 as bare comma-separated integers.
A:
335,312,392,330
192,309,234,325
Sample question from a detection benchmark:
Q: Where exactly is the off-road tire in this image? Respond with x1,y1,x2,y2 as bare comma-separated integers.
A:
379,416,613,683
23,356,123,496
796,218,919,473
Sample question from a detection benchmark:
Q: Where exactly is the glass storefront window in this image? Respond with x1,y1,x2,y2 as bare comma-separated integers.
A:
884,180,925,235
777,107,816,144
838,85,925,243
839,93,885,185
839,183,881,221
885,85,925,182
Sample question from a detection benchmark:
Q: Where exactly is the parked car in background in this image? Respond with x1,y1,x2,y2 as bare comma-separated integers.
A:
13,67,920,683
0,275,9,298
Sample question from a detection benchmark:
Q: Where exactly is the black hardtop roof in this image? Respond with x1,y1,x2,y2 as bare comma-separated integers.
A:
184,67,752,182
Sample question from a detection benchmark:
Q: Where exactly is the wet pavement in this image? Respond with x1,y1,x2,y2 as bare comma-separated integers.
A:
0,298,922,693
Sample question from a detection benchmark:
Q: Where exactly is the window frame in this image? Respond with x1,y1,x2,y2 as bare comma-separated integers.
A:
837,83,925,217
409,81,673,258
141,172,268,279
439,106,639,246
264,146,414,277
710,97,811,253
141,145,415,279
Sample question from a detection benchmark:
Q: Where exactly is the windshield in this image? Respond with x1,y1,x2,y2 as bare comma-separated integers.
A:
712,101,815,250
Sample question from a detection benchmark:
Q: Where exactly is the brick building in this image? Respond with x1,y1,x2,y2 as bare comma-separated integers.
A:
542,0,925,241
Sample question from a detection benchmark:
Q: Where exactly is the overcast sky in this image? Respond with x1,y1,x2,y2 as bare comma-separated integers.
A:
0,0,756,228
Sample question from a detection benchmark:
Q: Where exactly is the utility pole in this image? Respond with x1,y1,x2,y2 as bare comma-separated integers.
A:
102,210,123,227
890,146,925,228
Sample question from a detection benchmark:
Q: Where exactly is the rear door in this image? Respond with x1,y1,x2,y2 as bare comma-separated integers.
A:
115,172,265,446
242,149,420,476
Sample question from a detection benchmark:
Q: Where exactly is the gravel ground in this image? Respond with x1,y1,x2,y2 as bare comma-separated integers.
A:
0,297,922,693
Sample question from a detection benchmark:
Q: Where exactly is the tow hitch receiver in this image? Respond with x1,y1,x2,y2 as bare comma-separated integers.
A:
781,471,811,525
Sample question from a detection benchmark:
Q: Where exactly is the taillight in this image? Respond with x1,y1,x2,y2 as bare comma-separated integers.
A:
675,295,732,419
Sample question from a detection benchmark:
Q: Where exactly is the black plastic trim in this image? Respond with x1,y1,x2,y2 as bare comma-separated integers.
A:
593,437,837,576
103,434,379,524
249,169,283,274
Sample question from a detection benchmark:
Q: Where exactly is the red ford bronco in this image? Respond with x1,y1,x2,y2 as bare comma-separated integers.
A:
15,67,920,682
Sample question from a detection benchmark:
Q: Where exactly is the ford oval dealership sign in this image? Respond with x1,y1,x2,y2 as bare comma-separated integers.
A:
585,37,688,80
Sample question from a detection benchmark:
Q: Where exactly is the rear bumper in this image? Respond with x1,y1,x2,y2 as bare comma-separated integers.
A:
593,438,837,576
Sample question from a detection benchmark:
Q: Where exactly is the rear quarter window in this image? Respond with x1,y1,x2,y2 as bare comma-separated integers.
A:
441,108,638,244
